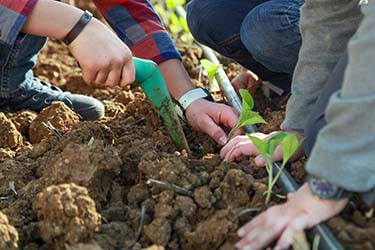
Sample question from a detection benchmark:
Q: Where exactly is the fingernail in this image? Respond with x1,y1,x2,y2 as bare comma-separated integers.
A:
218,136,227,145
254,155,265,166
244,246,252,250
238,228,245,237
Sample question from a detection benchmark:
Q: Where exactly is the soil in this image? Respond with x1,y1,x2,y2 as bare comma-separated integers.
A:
0,1,374,250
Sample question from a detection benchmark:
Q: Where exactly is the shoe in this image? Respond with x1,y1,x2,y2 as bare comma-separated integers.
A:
0,77,104,121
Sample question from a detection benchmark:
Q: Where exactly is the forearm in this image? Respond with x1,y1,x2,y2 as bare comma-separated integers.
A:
21,0,85,40
159,59,195,100
281,0,362,132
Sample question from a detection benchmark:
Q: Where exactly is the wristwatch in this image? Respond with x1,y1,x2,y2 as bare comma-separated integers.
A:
63,10,93,45
175,87,214,119
308,175,352,200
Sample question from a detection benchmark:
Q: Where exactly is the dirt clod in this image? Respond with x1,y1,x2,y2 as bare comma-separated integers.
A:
144,218,172,247
0,212,19,250
29,102,80,144
33,184,101,249
0,113,23,149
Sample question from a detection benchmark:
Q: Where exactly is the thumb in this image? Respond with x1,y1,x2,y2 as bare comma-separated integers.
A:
200,116,228,145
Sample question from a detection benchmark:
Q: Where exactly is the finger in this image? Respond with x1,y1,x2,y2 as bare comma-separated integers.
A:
237,208,289,250
274,216,309,250
120,60,135,87
224,141,258,162
215,105,239,129
95,67,110,85
81,67,98,83
200,116,228,145
104,67,121,88
220,135,255,159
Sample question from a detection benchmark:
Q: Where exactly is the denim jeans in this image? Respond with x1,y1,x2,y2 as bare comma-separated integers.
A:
187,0,303,90
0,34,46,99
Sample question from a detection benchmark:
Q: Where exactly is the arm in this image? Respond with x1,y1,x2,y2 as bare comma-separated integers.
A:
236,1,375,249
11,0,134,86
306,0,375,196
93,0,239,144
281,0,362,133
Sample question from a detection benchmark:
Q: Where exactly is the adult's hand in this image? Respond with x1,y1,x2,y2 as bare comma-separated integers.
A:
235,183,348,250
220,131,304,165
231,69,260,95
69,18,135,87
185,99,239,145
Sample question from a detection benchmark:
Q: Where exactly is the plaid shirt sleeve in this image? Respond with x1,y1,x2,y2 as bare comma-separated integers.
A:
0,0,38,47
92,0,181,64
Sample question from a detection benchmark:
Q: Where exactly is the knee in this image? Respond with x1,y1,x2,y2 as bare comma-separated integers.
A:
186,0,206,41
240,2,302,73
186,0,219,44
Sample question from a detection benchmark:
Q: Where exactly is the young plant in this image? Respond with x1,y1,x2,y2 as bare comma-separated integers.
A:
166,0,186,10
200,59,221,92
248,132,300,205
227,89,267,139
155,0,194,44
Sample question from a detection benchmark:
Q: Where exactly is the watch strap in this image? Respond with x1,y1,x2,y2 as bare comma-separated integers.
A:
308,175,352,200
63,10,93,45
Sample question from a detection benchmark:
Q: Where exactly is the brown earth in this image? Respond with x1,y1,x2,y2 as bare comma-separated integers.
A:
0,2,374,250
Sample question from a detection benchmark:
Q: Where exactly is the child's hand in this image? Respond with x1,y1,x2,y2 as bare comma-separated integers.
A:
69,18,135,88
231,69,260,95
220,131,304,165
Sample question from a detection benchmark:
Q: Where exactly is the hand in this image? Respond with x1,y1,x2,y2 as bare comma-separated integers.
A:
232,70,260,95
185,99,239,145
236,183,348,250
220,131,304,165
68,18,135,87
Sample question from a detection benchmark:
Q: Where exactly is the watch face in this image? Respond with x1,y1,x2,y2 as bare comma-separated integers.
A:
309,177,339,199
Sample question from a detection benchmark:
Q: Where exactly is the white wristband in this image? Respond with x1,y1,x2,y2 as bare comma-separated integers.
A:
178,88,209,110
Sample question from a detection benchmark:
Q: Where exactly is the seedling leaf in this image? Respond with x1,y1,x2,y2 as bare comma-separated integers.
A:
239,89,254,111
170,13,183,34
200,59,221,85
238,111,267,128
166,0,186,10
281,133,300,167
267,132,287,156
248,135,268,162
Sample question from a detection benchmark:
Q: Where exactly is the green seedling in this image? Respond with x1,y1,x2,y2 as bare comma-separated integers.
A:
248,132,300,206
227,89,267,139
166,0,186,10
200,59,221,91
155,0,194,44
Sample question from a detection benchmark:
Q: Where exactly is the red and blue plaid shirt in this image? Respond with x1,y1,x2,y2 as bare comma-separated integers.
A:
0,0,181,64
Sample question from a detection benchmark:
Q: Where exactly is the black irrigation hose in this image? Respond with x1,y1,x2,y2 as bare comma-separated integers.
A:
175,6,344,250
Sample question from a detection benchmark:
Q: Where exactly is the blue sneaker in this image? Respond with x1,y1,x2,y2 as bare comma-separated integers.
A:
0,77,105,121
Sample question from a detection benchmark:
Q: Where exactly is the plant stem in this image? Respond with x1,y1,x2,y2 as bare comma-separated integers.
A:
227,122,239,141
265,156,273,206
